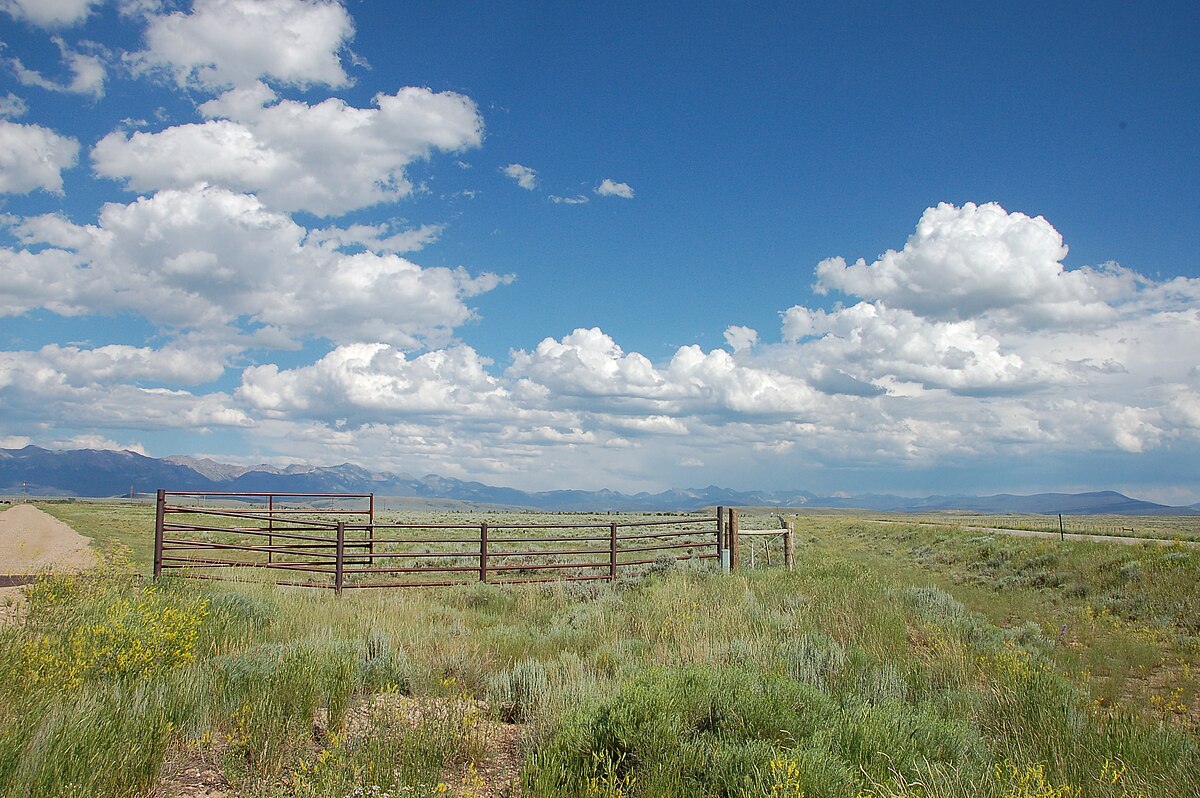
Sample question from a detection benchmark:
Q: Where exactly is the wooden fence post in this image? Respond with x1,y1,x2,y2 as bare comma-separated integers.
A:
480,522,489,582
335,521,345,594
728,507,740,571
609,522,618,580
784,520,796,571
154,489,165,580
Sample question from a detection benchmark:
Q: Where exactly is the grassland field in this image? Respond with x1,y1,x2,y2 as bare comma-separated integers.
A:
2,501,1198,797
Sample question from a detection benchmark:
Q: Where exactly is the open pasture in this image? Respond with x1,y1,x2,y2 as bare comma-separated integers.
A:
1,502,1197,797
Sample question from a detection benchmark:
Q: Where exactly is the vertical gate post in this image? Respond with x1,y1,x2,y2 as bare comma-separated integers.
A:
609,522,618,580
728,507,740,571
784,520,796,571
267,494,274,564
154,489,165,580
480,522,489,582
716,506,725,550
369,494,376,566
335,521,345,594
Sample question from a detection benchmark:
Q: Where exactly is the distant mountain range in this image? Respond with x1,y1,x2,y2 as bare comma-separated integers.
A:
1,445,1196,516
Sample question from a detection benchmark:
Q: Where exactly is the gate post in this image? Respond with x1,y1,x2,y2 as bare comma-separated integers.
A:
784,520,796,571
335,521,345,594
267,494,274,564
480,522,489,582
717,507,729,573
368,493,376,566
154,489,165,580
609,522,618,580
728,507,740,571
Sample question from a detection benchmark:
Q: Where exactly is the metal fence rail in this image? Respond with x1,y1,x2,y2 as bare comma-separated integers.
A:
153,490,723,591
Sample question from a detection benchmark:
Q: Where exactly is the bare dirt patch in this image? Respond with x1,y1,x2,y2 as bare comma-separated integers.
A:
0,503,99,622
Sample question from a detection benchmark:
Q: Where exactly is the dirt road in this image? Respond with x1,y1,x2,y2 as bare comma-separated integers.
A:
0,503,98,618
861,517,1197,547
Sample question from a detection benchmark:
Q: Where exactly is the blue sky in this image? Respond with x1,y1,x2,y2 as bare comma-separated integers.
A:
1,0,1198,503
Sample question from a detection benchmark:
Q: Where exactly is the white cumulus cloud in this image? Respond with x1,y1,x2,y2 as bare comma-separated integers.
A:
2,185,512,347
9,37,106,98
238,343,516,419
0,120,79,194
509,327,820,417
92,83,484,216
0,0,99,27
596,178,634,198
132,0,355,90
723,325,758,353
815,202,1123,327
502,163,537,190
780,301,1071,395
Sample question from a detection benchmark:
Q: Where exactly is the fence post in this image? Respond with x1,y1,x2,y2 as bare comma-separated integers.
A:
716,507,728,573
154,489,165,580
728,507,740,571
368,493,375,566
335,521,345,594
784,520,796,571
267,494,274,564
609,522,618,580
480,522,489,582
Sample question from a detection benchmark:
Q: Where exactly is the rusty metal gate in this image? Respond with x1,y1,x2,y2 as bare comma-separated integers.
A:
153,490,726,591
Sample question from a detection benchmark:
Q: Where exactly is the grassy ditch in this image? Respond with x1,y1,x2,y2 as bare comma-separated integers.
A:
1,507,1197,796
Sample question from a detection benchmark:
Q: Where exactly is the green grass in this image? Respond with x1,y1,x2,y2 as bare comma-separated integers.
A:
1,504,1197,796
788,515,1200,726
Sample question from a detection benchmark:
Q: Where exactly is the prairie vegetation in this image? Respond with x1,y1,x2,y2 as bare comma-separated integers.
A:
2,504,1197,797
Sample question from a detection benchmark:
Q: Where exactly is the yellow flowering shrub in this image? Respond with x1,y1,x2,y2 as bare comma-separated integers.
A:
978,640,1048,686
994,761,1074,798
767,755,806,797
17,583,208,690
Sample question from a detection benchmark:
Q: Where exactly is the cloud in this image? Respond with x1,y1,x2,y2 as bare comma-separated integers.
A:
131,0,355,90
2,185,512,347
814,202,1123,327
744,202,1200,463
508,327,821,418
550,194,588,205
502,163,537,190
15,341,235,386
0,93,29,118
54,435,149,455
0,120,79,194
0,351,252,433
723,325,757,353
305,222,443,254
9,37,106,99
92,82,484,216
780,302,1072,395
237,343,519,420
596,178,634,198
0,0,99,27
